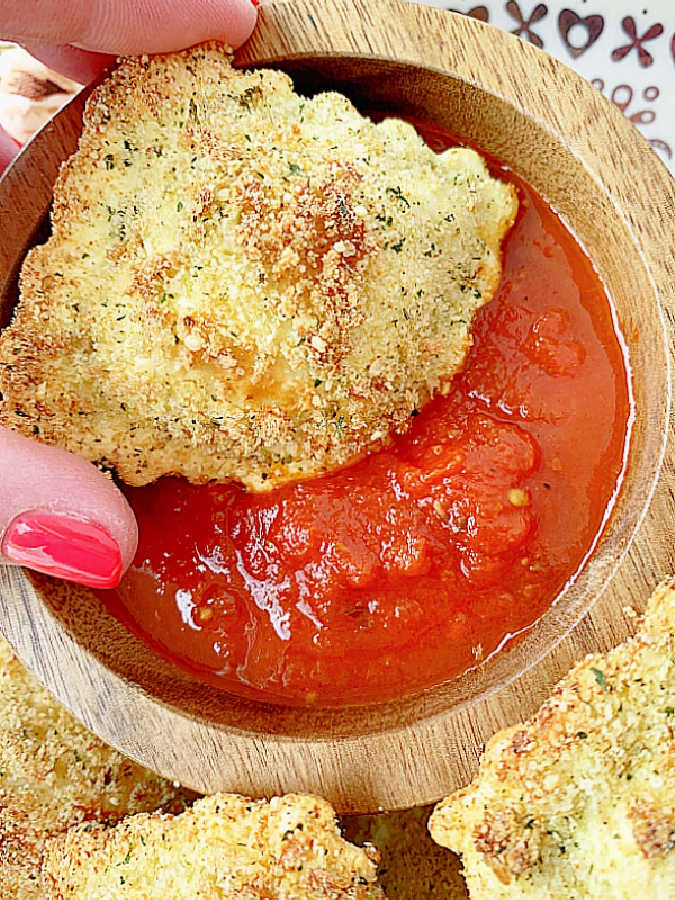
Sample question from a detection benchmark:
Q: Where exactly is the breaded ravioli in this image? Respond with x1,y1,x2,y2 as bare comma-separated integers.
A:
42,793,385,898
0,45,517,490
429,583,675,899
0,636,189,899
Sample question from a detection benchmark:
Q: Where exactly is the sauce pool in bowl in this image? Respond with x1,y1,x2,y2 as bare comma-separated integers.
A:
98,122,631,707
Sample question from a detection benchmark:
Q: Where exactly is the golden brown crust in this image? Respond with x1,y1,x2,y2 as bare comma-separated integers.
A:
42,793,385,898
0,635,190,899
0,45,517,490
429,582,675,898
629,797,675,859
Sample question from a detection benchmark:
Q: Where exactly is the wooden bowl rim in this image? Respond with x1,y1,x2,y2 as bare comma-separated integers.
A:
0,0,672,811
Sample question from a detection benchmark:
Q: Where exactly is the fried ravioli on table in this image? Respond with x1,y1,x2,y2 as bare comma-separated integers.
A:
0,45,517,490
42,793,385,898
429,583,675,899
0,635,189,899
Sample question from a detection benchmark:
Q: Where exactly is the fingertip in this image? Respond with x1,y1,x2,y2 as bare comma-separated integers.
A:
218,0,259,50
17,2,259,79
3,0,259,58
2,511,127,590
0,429,137,586
77,0,259,55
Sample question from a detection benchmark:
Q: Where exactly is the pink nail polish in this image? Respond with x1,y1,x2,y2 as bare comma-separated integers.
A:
2,511,123,589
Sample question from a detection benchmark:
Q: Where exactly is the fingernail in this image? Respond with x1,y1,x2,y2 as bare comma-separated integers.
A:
2,511,123,589
251,0,261,6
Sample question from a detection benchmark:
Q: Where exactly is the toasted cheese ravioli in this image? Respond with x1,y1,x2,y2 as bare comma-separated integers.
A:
0,45,517,490
42,793,384,898
429,583,675,899
0,635,190,898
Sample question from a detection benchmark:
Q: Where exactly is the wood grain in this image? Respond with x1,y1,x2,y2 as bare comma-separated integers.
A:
341,805,469,898
0,0,672,813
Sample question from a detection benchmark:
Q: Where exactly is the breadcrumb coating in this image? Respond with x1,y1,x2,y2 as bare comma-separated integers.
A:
0,635,189,899
42,793,385,898
429,583,675,899
0,44,517,490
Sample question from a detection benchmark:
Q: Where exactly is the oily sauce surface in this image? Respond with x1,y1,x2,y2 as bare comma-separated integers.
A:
100,123,630,706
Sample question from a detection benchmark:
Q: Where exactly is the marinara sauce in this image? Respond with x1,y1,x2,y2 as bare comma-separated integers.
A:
99,122,631,707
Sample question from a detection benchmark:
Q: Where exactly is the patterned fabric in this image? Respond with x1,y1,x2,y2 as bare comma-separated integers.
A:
416,1,675,173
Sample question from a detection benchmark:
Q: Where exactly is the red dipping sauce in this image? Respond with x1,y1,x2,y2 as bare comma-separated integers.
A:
100,122,631,707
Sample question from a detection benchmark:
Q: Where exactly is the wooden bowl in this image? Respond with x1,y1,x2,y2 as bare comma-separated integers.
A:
0,0,672,813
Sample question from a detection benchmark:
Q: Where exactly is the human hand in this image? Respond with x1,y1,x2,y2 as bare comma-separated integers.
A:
0,1,258,587
0,0,258,84
0,431,137,588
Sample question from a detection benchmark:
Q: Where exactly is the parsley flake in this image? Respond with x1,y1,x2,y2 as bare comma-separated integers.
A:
386,186,410,208
591,667,607,690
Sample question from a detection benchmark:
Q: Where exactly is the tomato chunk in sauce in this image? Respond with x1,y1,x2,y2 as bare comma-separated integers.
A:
100,122,630,707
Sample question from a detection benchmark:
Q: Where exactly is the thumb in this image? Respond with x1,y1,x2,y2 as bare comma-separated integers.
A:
0,428,137,589
3,0,259,55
